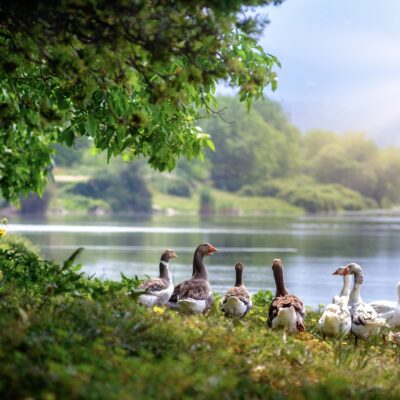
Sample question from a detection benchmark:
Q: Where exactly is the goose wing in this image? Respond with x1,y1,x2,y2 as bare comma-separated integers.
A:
222,286,251,305
352,302,386,326
268,294,305,330
139,278,169,294
178,278,211,300
369,300,396,315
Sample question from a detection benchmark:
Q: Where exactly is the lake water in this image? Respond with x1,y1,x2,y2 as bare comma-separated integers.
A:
7,213,400,308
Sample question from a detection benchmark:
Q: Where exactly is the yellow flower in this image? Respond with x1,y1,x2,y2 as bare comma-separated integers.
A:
153,306,165,314
0,228,6,237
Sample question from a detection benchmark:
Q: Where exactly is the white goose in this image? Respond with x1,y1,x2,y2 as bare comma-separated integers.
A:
318,267,351,338
221,263,252,317
336,263,387,344
369,281,400,328
138,249,177,307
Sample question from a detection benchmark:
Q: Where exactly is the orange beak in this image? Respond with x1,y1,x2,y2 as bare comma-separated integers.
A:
332,267,349,276
207,244,218,255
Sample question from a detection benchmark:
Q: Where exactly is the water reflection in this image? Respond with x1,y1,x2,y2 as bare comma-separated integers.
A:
7,214,400,307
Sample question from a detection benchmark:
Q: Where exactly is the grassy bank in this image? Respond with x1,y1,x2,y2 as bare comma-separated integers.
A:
152,188,303,215
0,237,400,399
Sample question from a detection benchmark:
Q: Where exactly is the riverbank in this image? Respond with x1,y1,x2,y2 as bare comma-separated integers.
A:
0,238,400,399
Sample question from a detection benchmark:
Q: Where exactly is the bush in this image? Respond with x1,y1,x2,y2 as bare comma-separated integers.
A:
69,164,152,213
0,243,399,399
199,187,215,214
166,179,192,197
0,234,41,256
240,177,377,213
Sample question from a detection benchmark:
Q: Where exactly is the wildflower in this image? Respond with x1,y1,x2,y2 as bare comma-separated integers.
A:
0,228,6,237
153,306,165,315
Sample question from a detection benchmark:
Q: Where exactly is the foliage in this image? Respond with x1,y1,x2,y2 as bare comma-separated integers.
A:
302,131,400,207
69,163,152,213
0,243,400,399
252,289,274,306
199,186,216,214
0,0,283,202
53,137,91,167
0,234,41,256
19,189,53,215
241,176,377,212
166,178,193,198
152,187,302,215
201,96,301,191
49,194,111,215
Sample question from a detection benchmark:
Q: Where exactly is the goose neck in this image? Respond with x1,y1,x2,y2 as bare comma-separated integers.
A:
349,270,363,304
193,250,208,280
159,260,172,282
235,268,243,287
273,264,288,297
340,274,351,298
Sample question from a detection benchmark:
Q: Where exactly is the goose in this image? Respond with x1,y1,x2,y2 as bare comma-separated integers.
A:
166,243,218,314
336,263,387,344
138,249,177,307
369,281,400,328
386,332,400,344
220,262,252,317
268,259,306,335
318,267,351,338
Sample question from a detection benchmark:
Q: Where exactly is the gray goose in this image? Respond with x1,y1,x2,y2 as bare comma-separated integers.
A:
268,259,305,334
138,249,177,307
221,262,252,317
166,243,218,314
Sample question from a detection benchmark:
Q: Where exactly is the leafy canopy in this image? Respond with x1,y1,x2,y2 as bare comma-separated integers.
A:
0,0,283,202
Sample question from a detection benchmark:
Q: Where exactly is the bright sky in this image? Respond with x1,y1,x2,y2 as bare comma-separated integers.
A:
226,0,400,146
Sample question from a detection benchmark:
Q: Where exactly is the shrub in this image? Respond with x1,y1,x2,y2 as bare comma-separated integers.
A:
199,187,215,214
166,179,193,197
240,177,377,213
69,164,152,213
0,234,41,256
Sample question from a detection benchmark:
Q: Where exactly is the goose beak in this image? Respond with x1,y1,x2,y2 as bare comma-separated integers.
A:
333,267,349,276
171,251,178,259
207,244,218,255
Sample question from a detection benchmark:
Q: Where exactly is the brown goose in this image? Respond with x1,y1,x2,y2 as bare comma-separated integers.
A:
268,259,306,334
166,243,218,314
221,263,252,317
138,249,177,307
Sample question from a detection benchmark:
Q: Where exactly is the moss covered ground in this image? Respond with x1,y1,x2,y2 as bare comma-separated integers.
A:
0,236,399,399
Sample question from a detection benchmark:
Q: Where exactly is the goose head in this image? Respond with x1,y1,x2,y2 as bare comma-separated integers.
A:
235,262,244,272
161,249,178,262
196,243,218,257
335,262,364,284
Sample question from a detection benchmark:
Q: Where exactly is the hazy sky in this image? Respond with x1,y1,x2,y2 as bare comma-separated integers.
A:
225,1,400,146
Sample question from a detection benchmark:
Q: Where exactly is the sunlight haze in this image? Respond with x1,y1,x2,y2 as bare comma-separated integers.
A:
225,0,400,146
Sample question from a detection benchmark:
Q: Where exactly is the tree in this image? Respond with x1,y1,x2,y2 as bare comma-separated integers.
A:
202,96,300,191
0,0,284,202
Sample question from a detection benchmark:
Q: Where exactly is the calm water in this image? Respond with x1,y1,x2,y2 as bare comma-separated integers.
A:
7,213,400,307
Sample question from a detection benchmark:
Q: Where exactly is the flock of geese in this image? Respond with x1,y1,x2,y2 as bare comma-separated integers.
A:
136,243,400,344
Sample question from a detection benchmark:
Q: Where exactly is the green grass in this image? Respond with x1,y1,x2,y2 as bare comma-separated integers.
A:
0,237,400,399
152,187,303,215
